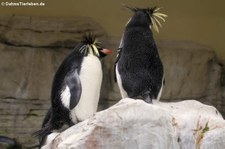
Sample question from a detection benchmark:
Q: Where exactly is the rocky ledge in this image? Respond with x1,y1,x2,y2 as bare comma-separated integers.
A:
42,98,225,149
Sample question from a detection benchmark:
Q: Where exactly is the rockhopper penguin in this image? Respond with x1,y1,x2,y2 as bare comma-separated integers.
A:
115,6,167,103
34,34,112,142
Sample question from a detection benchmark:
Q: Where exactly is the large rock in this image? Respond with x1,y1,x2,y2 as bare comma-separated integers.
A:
43,99,225,149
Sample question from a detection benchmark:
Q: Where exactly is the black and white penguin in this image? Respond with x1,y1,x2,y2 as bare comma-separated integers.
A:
115,6,167,103
34,34,112,142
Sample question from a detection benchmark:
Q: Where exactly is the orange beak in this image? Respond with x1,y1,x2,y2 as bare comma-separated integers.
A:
100,48,113,55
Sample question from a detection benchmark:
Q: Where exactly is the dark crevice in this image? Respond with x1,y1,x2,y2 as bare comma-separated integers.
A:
0,96,48,101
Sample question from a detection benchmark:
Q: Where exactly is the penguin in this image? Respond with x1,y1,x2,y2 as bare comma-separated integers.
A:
33,34,112,144
115,6,167,103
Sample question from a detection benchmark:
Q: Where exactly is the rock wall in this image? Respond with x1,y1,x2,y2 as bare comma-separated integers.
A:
0,15,224,147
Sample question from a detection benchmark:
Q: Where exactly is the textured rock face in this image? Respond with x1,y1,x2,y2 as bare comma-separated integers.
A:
157,100,224,149
43,99,225,149
0,15,106,48
0,44,66,100
159,41,220,100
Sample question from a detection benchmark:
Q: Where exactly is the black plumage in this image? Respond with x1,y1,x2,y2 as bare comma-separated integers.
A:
115,6,167,103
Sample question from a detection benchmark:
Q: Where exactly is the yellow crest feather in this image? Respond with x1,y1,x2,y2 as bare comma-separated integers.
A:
149,7,168,33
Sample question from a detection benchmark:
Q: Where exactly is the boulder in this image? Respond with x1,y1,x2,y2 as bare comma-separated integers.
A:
43,99,225,149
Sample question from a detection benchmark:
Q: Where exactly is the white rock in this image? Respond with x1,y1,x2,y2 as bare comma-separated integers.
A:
201,127,225,149
157,100,224,149
42,99,225,149
41,132,60,149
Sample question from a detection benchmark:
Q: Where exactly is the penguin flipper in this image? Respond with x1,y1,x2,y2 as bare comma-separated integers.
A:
32,108,53,138
38,108,53,148
114,48,122,82
114,32,124,82
32,124,52,138
65,70,82,110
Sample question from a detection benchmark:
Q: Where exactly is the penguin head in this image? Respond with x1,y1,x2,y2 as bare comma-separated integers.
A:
78,34,112,58
125,6,168,32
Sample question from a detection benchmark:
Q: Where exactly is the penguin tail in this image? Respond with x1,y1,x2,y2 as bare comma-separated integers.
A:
32,125,52,138
32,107,53,137
143,92,153,104
32,126,52,149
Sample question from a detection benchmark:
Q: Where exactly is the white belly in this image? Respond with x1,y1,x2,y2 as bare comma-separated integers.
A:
71,55,102,122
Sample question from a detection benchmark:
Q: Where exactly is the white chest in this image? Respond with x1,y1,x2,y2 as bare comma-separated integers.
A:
71,55,102,122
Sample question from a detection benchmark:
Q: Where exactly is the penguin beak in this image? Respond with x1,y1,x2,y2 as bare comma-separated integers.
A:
100,49,113,55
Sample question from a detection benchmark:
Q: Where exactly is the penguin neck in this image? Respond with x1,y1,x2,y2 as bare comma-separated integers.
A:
122,26,157,56
126,12,150,28
126,20,150,28
86,53,100,59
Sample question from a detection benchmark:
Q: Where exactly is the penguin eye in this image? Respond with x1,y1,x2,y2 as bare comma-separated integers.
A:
95,45,102,51
97,47,103,51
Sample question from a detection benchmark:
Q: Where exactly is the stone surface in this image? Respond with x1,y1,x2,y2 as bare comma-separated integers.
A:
0,43,70,100
158,100,224,149
158,41,220,100
0,15,106,48
0,98,49,146
43,99,225,149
